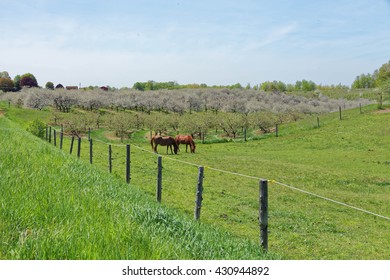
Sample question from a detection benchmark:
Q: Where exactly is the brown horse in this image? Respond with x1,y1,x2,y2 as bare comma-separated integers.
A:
175,134,196,153
151,135,178,154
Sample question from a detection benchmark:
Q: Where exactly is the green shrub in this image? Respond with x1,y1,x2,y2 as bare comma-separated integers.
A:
26,119,46,139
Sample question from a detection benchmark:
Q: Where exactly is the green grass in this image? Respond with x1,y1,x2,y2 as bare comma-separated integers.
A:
1,102,390,259
0,116,273,260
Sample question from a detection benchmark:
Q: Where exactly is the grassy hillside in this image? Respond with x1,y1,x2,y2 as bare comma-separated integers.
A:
1,102,390,259
0,116,273,260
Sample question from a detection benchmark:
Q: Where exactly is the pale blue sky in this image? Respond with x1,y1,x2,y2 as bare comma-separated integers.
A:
1,0,390,87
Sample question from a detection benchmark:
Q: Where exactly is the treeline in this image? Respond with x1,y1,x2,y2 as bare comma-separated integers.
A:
1,59,389,93
131,79,342,92
0,72,38,92
352,60,390,89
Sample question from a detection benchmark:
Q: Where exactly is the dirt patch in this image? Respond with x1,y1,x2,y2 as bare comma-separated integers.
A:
374,108,390,114
103,130,137,141
104,131,122,141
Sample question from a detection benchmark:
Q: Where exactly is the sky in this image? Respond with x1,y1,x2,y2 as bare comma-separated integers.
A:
1,0,390,88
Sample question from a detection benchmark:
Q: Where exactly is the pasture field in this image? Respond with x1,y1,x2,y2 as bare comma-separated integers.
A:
1,101,390,259
0,115,274,260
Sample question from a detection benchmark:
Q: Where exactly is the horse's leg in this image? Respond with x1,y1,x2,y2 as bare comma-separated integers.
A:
186,144,188,153
154,144,158,153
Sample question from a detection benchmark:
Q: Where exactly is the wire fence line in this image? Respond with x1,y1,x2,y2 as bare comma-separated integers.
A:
273,181,390,221
47,126,390,223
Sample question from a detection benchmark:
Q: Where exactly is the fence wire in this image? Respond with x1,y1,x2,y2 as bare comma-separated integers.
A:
47,128,390,222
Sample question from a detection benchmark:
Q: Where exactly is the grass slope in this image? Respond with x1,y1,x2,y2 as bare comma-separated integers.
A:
0,116,273,260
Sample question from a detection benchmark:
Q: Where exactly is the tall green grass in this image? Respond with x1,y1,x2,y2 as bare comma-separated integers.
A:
0,116,273,260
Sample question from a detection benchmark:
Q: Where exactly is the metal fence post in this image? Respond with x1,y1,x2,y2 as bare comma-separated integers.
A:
156,156,162,202
259,179,269,251
126,144,130,184
194,166,204,220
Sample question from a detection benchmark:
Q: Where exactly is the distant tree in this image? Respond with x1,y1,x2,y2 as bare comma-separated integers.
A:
133,82,145,91
64,113,88,136
229,83,243,89
286,83,295,92
378,79,390,109
50,111,63,125
145,80,156,90
294,80,316,91
261,81,286,92
53,91,76,112
196,111,217,141
301,80,316,91
351,74,375,89
25,90,51,110
20,73,38,87
45,81,54,90
144,112,170,135
0,77,14,92
218,112,242,138
294,80,302,90
105,112,134,141
20,76,37,88
0,71,11,79
376,60,390,86
13,75,21,91
249,111,278,133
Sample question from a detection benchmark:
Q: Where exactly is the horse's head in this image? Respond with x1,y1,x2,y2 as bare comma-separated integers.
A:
173,143,179,154
191,142,196,153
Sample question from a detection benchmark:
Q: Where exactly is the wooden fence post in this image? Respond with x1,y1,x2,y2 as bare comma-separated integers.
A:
275,124,279,137
70,136,74,154
339,106,342,120
156,156,162,203
194,166,204,220
317,116,320,128
53,129,57,147
60,125,63,150
259,179,268,251
89,138,93,164
77,137,81,158
126,144,130,184
108,144,112,173
49,126,52,143
45,125,48,141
